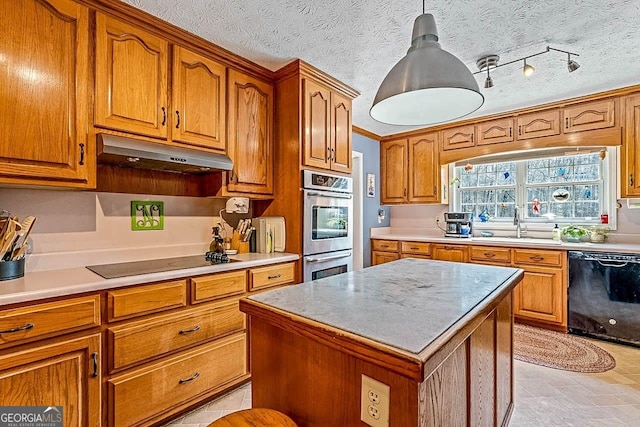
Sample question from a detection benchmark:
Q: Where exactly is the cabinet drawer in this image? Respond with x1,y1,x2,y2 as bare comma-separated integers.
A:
190,270,246,304
109,334,247,427
470,246,511,264
513,249,563,267
400,254,431,260
108,299,245,371
400,241,431,256
372,240,399,252
249,262,295,291
0,295,100,348
107,280,187,322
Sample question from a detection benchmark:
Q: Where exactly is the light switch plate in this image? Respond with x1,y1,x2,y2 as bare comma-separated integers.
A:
361,374,390,427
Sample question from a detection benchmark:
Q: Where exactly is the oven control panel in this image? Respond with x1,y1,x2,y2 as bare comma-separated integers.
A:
303,170,353,193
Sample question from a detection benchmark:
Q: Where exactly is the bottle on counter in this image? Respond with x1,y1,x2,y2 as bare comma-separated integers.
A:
552,224,561,241
210,227,225,253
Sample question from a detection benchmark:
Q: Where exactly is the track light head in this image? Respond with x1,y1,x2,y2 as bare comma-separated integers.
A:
523,59,535,77
484,75,493,88
568,58,580,73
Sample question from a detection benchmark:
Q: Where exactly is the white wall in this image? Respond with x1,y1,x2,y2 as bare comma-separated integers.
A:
0,188,228,271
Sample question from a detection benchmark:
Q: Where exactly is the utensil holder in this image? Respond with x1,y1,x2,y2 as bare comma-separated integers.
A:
0,258,25,281
231,231,250,254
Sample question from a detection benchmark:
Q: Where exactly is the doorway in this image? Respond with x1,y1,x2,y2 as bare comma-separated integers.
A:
351,151,363,270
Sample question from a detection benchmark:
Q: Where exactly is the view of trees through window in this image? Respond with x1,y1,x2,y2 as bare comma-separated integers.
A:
455,153,603,223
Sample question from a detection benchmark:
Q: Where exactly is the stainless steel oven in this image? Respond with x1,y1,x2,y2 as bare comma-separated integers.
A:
302,170,353,281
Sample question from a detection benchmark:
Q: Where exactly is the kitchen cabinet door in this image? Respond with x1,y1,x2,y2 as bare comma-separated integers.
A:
226,70,274,195
330,92,353,173
623,93,640,197
513,266,566,327
303,79,332,170
563,98,615,133
380,139,408,204
96,13,168,138
0,0,91,187
442,125,476,151
432,244,468,262
172,46,226,151
371,251,399,265
0,334,101,426
477,118,514,145
408,133,439,202
516,110,561,140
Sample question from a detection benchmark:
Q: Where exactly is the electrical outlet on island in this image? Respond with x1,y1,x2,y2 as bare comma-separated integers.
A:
360,374,390,427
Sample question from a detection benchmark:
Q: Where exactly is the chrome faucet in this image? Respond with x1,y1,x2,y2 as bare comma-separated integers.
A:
514,205,527,238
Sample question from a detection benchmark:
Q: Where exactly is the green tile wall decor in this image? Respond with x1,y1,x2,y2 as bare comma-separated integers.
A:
131,201,164,230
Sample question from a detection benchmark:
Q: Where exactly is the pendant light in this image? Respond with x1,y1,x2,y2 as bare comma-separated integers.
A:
370,5,483,126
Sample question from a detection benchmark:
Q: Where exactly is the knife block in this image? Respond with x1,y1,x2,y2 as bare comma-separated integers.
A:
231,231,250,254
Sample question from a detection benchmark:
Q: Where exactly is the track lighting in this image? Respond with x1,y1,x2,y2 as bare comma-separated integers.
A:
523,59,535,77
475,46,580,88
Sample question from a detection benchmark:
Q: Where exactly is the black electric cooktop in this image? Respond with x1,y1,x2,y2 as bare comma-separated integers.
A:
86,255,212,279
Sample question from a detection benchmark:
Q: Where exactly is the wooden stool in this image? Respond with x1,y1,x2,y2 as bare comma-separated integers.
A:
208,408,297,427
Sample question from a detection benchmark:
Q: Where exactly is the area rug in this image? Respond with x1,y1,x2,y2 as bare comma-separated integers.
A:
513,324,616,373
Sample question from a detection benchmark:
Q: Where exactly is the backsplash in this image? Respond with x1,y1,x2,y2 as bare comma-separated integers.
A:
390,203,640,243
0,188,227,272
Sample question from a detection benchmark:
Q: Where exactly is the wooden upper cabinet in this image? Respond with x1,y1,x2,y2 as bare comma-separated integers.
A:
303,79,332,170
477,118,514,145
380,139,408,204
0,0,90,186
516,110,561,140
96,13,168,138
442,125,476,151
408,133,439,202
330,92,353,173
622,93,640,197
171,46,226,151
563,99,616,133
227,70,274,195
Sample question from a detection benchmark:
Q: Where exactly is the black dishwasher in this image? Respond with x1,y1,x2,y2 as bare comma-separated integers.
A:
568,251,640,347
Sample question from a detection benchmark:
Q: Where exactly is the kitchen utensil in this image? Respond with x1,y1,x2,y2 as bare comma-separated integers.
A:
10,216,36,259
0,230,17,261
11,243,28,261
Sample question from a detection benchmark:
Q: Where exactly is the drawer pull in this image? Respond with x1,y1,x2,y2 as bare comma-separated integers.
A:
179,325,201,335
268,274,282,280
444,246,456,250
179,372,200,384
529,256,544,261
0,323,34,334
381,245,389,248
91,352,99,378
483,252,496,258
410,247,420,250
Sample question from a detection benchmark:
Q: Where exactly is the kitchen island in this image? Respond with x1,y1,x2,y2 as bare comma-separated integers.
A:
240,258,523,427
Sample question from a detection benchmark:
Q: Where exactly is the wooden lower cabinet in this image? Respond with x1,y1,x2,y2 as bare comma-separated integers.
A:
371,250,399,265
0,333,101,426
432,244,468,262
108,334,247,426
513,266,566,328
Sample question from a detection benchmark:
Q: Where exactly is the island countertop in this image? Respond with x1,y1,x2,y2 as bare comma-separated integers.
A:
244,258,523,359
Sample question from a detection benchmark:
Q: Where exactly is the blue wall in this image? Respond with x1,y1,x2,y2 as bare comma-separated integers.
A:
353,133,390,267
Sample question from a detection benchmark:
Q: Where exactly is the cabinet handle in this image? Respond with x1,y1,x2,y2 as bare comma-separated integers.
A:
565,117,569,129
470,134,474,143
175,110,180,128
403,188,407,197
179,372,200,384
410,247,420,250
179,325,201,335
229,170,236,182
327,147,331,161
518,125,522,135
91,352,99,378
529,256,544,262
78,143,85,165
509,127,512,137
381,245,389,248
161,107,166,126
0,323,34,334
483,252,496,258
630,174,634,187
268,274,282,280
331,147,335,161
444,246,456,250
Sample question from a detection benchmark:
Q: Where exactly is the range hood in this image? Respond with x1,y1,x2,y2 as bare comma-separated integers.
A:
97,134,233,174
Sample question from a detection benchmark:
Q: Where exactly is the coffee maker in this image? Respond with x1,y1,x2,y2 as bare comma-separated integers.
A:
444,212,473,238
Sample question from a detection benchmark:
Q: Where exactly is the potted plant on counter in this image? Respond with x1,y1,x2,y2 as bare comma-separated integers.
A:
561,224,589,243
589,225,611,243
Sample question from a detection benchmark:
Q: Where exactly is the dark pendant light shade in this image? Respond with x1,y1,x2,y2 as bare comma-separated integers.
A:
370,14,484,126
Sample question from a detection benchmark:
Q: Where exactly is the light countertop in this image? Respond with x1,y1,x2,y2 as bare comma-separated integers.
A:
371,233,640,253
0,252,299,307
246,258,522,356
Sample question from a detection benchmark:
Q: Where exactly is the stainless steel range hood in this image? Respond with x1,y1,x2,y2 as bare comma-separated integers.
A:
97,134,233,174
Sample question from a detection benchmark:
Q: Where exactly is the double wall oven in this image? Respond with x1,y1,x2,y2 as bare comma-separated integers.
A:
302,170,353,282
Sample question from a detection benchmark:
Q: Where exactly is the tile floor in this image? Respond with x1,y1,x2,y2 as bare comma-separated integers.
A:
164,338,640,427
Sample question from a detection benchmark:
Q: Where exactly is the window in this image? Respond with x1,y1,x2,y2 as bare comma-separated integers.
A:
451,149,615,227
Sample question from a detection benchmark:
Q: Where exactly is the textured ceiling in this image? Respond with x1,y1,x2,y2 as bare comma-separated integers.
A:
124,0,640,136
